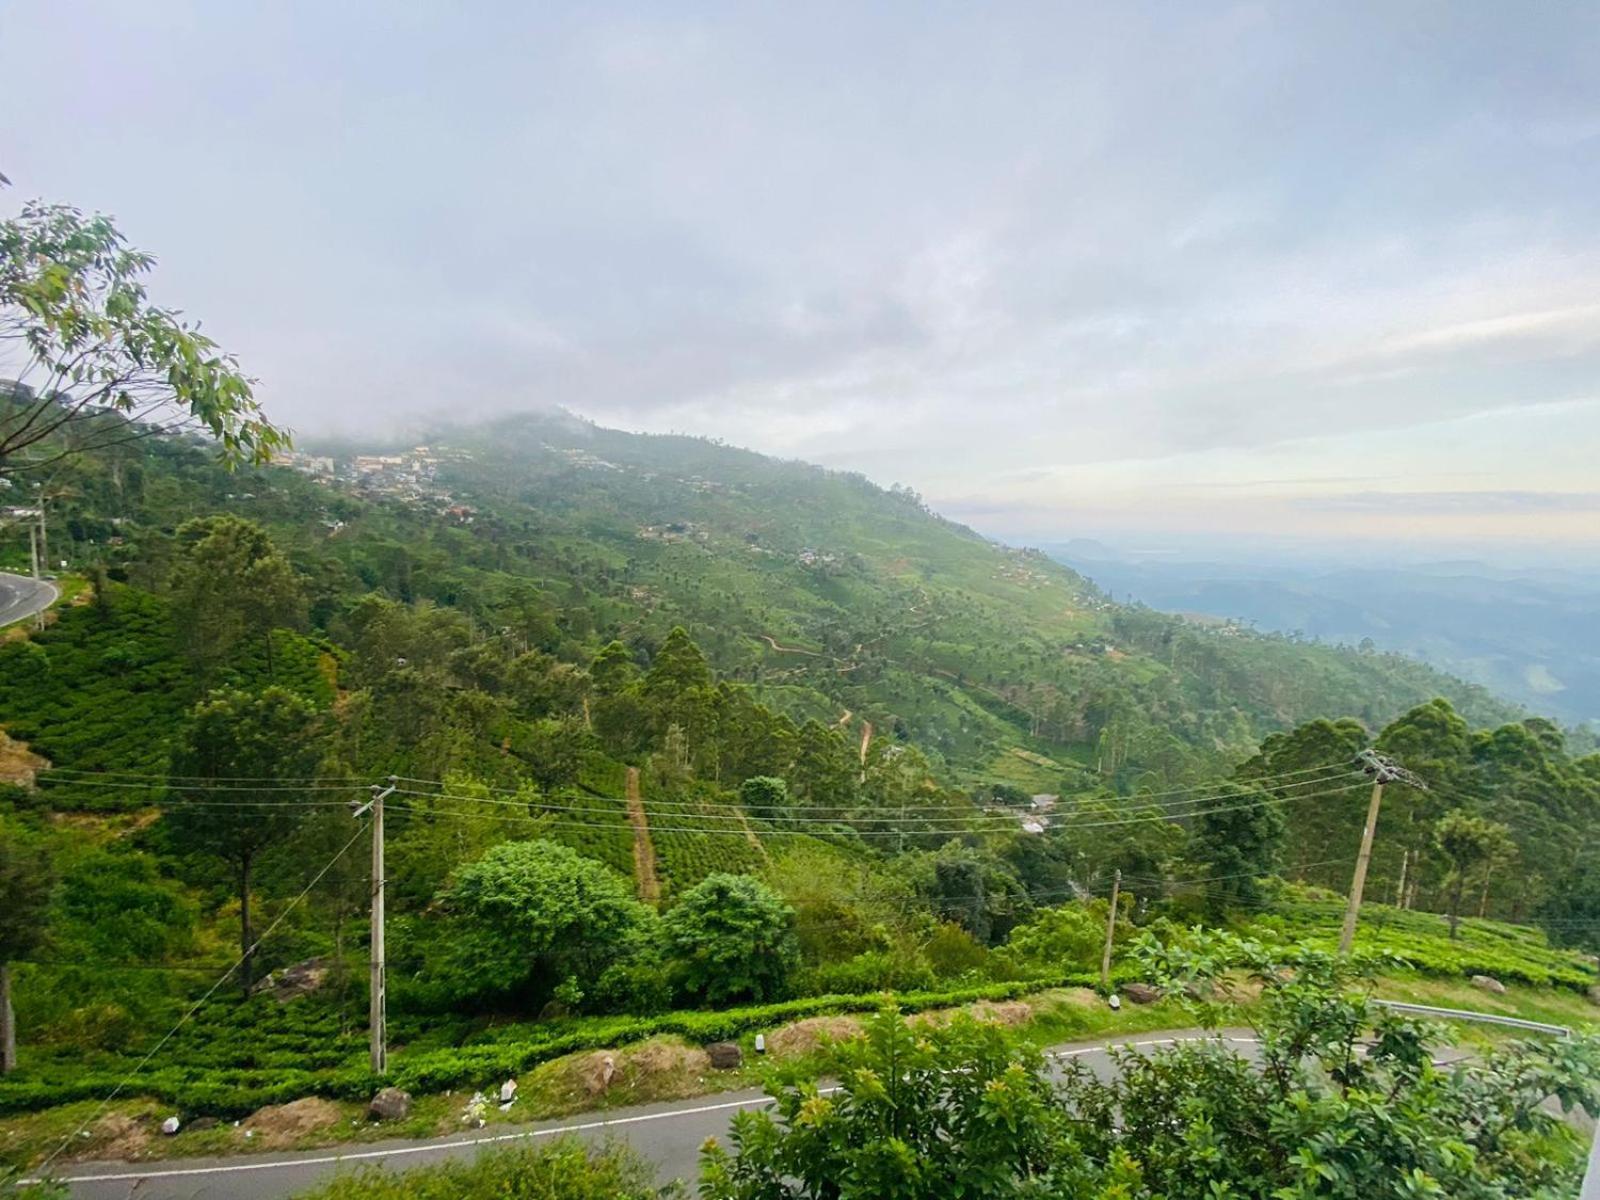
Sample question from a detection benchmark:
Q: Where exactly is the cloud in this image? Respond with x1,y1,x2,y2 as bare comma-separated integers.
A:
1297,491,1600,515
3,1,1598,550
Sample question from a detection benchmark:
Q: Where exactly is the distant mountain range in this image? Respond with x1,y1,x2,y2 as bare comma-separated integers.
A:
1044,542,1600,728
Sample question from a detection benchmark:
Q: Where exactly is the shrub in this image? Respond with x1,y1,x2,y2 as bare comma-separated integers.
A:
997,899,1122,977
288,1138,663,1199
436,840,657,1007
663,874,799,1004
798,949,937,996
924,922,990,978
703,939,1600,1200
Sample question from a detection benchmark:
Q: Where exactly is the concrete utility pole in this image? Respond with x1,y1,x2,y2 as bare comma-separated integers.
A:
1580,1115,1600,1200
28,525,44,631
35,486,47,575
1101,869,1121,990
352,779,397,1074
1339,750,1426,955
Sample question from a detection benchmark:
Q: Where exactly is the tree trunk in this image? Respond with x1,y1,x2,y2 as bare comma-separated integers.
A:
240,854,254,996
1478,877,1491,919
1,962,15,1074
1448,876,1464,939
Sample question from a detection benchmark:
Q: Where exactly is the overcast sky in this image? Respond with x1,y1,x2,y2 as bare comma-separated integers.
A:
5,2,1598,557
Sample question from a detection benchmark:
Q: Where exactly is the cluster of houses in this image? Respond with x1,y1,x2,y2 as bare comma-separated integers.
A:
273,446,476,524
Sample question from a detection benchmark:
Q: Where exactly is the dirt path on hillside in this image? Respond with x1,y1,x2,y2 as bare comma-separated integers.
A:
759,633,824,656
859,720,872,765
625,767,661,904
732,807,770,862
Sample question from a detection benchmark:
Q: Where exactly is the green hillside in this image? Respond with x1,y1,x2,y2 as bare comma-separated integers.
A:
3,407,1598,1181
1,408,1524,804
308,411,1518,783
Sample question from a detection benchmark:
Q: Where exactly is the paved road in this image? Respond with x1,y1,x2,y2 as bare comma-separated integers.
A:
0,571,57,628
45,1030,1259,1199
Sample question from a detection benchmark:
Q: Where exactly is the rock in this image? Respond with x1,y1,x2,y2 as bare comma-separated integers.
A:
243,1098,343,1149
249,957,331,1003
753,1033,766,1054
1471,974,1507,995
367,1087,412,1122
261,958,331,1003
578,1053,618,1096
187,1117,220,1132
1123,982,1163,1005
1587,984,1600,1008
706,1041,743,1069
160,1116,181,1136
1107,994,1122,1010
498,1079,517,1104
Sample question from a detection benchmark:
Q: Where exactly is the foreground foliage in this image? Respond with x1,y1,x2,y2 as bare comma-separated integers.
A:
289,1138,670,1200
701,938,1600,1200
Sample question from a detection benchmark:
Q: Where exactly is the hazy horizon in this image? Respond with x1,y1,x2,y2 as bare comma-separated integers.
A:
6,2,1598,554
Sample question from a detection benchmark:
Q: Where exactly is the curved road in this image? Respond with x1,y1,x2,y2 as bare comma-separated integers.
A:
44,1030,1260,1199
0,571,57,628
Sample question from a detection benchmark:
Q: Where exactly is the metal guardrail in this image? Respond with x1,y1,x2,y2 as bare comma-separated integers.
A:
1373,999,1570,1037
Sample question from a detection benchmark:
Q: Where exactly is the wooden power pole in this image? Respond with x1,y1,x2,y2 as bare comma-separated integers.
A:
353,779,396,1074
1101,869,1121,990
1338,750,1426,955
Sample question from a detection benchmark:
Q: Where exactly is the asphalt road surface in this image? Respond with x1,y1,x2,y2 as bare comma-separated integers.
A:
45,1030,1260,1199
0,571,57,628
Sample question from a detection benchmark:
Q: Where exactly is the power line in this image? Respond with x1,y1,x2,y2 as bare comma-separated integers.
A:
386,776,1359,832
37,776,367,794
38,760,1345,794
39,767,349,784
382,768,1360,828
379,780,1370,838
388,761,1353,815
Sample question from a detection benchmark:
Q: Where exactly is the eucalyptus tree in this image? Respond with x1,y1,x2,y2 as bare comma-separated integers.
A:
0,198,284,475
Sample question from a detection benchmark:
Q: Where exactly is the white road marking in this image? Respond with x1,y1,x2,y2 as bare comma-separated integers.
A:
41,1093,785,1184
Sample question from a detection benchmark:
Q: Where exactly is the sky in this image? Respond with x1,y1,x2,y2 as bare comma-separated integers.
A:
4,2,1599,560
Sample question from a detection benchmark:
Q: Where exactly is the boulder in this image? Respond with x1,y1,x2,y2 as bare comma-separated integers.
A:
1587,985,1600,1008
1470,974,1507,996
160,1116,181,1136
580,1053,618,1096
251,957,331,1004
498,1079,517,1104
367,1087,412,1122
706,1041,743,1069
1123,982,1163,1005
187,1117,220,1133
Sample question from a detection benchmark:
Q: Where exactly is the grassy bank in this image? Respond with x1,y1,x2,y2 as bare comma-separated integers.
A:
4,973,1592,1175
